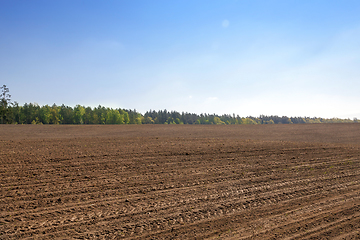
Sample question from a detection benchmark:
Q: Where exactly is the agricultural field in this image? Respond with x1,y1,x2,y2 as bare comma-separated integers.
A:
1,124,360,239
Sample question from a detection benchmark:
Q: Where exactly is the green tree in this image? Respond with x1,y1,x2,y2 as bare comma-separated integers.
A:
175,118,183,124
39,105,51,124
119,109,129,124
242,117,257,125
11,102,23,124
83,107,93,124
213,116,225,125
59,104,74,124
74,105,85,124
167,117,175,124
91,111,99,124
142,116,154,124
106,109,123,124
50,104,61,124
0,85,12,124
23,103,40,124
94,105,107,124
134,113,142,124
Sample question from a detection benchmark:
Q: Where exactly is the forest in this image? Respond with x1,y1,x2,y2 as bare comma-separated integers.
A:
0,85,357,125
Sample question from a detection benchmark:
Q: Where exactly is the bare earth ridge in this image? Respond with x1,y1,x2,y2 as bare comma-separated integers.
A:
1,124,360,239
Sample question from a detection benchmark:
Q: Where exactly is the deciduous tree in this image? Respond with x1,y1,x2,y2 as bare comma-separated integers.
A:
0,85,12,123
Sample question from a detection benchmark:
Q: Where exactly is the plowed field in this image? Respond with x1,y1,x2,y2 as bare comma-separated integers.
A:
1,124,360,239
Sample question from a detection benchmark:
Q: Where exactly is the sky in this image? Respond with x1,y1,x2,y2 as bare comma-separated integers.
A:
1,0,360,118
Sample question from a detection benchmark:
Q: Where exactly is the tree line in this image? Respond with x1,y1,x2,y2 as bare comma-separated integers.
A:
143,110,356,125
0,85,357,125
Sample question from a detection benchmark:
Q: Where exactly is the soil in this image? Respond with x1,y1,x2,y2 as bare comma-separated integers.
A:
1,124,360,239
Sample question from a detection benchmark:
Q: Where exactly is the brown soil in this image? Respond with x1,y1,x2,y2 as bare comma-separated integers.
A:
1,124,359,239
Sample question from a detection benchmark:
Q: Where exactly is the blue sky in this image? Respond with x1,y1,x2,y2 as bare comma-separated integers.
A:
1,0,360,118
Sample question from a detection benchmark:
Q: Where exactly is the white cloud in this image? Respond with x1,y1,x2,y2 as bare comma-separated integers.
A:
207,97,218,101
222,19,229,28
